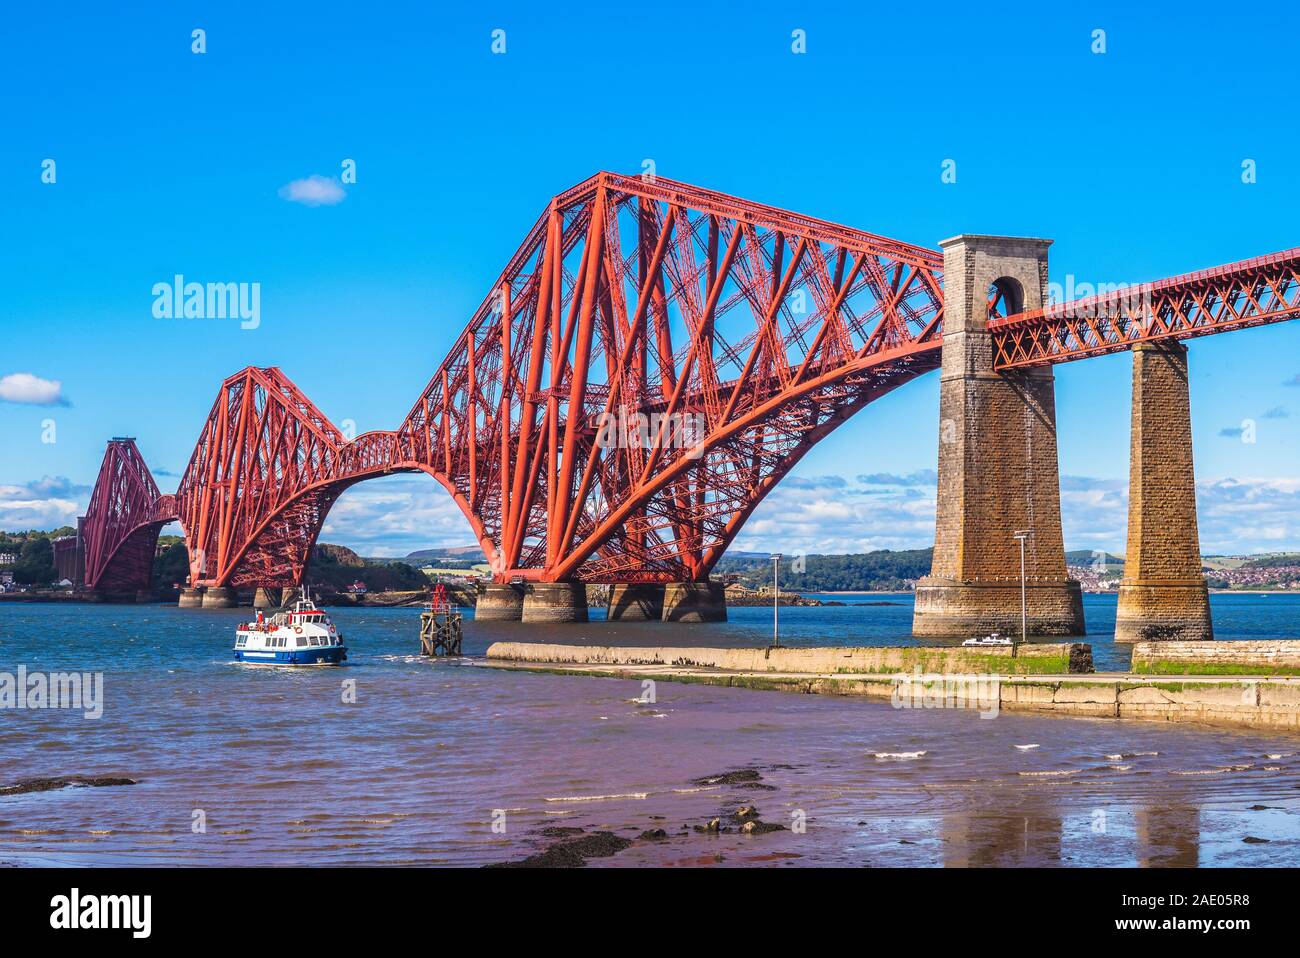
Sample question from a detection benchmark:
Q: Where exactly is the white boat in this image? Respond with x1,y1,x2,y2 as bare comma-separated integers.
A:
962,632,1015,647
234,591,347,665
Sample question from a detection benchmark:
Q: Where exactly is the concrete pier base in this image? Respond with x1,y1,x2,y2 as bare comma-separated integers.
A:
1115,342,1213,643
201,586,237,609
522,583,588,623
252,587,279,609
280,587,302,606
134,588,155,604
178,587,205,608
474,583,526,621
1116,581,1213,644
662,581,727,623
607,583,665,621
913,579,1085,638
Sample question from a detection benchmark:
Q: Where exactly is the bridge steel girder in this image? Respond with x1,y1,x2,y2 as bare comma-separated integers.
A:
394,172,946,584
991,246,1300,368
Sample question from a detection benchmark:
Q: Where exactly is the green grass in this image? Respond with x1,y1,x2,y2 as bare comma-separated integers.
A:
1131,659,1300,677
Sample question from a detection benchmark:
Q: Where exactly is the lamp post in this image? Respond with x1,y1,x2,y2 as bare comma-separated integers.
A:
1013,530,1030,645
770,553,782,648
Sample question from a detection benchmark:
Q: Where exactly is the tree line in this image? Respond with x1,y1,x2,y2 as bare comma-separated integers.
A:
716,548,934,592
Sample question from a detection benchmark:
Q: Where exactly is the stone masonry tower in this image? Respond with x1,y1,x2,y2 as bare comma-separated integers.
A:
1113,341,1213,642
912,235,1085,637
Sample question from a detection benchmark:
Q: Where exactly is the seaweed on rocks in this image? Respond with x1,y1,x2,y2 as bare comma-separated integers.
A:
0,776,136,796
489,831,634,867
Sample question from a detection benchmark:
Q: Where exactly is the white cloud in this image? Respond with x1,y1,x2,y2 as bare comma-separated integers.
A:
0,372,66,406
733,474,937,555
278,175,346,207
319,476,477,557
0,477,90,532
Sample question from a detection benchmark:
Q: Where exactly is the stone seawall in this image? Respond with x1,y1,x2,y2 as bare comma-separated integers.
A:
485,641,1092,675
482,642,1300,732
1131,640,1300,675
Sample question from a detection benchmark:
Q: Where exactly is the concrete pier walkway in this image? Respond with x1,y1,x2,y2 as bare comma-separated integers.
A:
482,642,1300,733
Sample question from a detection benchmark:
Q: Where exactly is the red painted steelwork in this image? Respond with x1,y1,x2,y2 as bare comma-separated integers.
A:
82,439,177,591
396,172,946,583
992,246,1300,368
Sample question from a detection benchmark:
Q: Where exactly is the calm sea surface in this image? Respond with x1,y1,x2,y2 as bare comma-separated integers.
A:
2,592,1299,866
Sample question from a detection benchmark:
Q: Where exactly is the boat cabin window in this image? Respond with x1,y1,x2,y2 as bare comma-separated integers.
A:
296,637,308,647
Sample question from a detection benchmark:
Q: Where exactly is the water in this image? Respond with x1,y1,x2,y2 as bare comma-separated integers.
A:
1,593,1298,867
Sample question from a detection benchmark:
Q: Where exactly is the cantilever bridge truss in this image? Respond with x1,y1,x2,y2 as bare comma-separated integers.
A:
79,172,1300,594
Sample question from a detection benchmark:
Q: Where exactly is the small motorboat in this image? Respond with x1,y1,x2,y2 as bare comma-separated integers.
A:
961,632,1015,647
234,590,348,665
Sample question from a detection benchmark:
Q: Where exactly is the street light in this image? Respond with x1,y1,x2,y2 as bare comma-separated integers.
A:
770,553,782,648
1012,530,1030,645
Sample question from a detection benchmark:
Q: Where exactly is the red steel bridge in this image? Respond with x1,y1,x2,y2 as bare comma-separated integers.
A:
80,172,1300,594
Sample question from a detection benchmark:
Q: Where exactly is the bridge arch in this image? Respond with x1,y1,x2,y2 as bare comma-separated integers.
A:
988,275,1025,320
213,460,503,589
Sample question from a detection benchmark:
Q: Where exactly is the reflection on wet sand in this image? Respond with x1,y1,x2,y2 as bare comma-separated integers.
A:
943,808,1062,867
1136,805,1200,868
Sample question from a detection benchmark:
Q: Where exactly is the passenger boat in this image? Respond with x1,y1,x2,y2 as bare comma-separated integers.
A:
233,591,348,665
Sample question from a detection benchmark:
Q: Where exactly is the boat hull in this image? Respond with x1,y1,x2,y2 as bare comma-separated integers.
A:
233,646,348,666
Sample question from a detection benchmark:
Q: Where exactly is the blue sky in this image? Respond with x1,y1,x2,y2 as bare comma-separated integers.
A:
3,1,1300,557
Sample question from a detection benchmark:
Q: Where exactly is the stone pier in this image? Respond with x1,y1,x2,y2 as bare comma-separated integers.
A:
607,583,665,621
662,581,727,622
178,587,205,608
521,582,588,623
252,587,279,609
475,583,526,621
913,235,1084,638
201,586,237,609
1114,341,1213,643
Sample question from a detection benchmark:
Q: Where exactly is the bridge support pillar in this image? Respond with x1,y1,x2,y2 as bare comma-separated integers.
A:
522,583,588,623
134,588,155,604
178,587,205,608
913,234,1085,638
662,581,727,623
607,583,665,621
1115,342,1213,643
475,583,525,621
252,587,279,609
201,586,237,609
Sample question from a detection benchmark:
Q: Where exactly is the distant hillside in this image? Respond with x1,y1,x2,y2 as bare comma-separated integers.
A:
717,548,933,592
1241,553,1300,569
1065,550,1125,568
310,543,426,592
317,543,364,567
405,545,486,562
